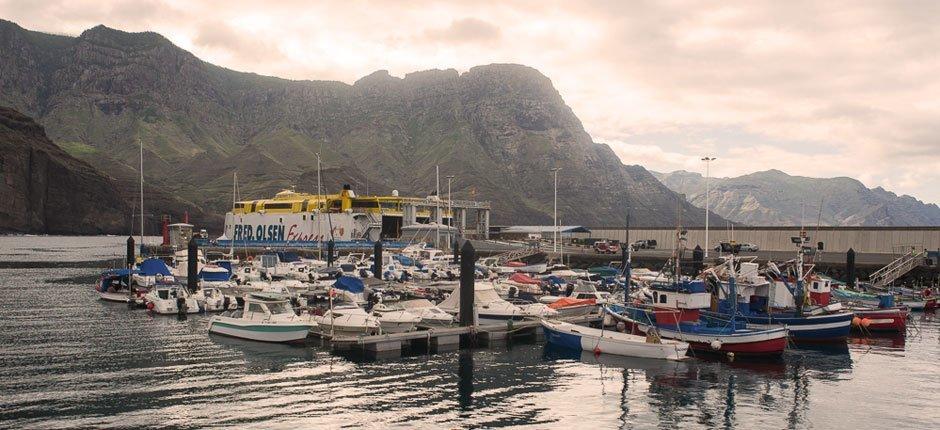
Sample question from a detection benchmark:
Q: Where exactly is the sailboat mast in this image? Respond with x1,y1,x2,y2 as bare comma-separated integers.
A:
435,165,440,249
139,139,144,248
229,171,236,257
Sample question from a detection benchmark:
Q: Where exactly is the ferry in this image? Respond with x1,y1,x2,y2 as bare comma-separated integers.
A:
216,185,489,249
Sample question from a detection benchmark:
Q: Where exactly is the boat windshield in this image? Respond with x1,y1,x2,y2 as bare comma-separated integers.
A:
266,301,294,315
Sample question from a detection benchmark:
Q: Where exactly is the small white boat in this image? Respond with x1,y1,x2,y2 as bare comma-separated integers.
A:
438,282,531,324
541,319,689,360
96,269,136,303
310,303,381,336
371,303,422,333
208,293,315,343
144,284,200,314
193,287,237,312
398,299,454,326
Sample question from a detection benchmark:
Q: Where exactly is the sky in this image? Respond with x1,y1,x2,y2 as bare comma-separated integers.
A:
2,0,939,204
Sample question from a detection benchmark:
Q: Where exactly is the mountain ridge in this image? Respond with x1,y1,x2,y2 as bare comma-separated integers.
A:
653,169,940,226
0,19,722,233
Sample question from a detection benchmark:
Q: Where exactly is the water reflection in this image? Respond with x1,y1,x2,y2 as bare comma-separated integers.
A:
209,334,315,371
458,349,474,410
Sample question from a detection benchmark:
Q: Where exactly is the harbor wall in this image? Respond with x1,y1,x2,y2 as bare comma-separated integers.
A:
586,226,940,254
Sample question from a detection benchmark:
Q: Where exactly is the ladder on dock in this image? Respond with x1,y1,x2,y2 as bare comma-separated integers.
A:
869,249,926,289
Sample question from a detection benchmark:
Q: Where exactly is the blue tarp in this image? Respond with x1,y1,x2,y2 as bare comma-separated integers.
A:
333,276,365,294
216,260,233,273
393,255,416,266
199,269,230,282
138,258,172,276
276,251,302,263
544,275,565,286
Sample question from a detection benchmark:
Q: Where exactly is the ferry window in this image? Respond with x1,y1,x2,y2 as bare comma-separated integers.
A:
659,294,668,304
247,303,264,314
250,202,257,212
264,203,293,210
352,200,380,208
280,218,283,223
301,200,309,212
303,215,306,221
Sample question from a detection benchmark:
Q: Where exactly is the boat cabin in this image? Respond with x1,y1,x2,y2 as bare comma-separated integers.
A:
648,280,711,310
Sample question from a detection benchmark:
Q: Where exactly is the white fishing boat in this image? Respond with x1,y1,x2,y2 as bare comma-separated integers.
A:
541,319,688,360
208,293,315,343
398,299,454,326
144,284,200,314
371,303,422,333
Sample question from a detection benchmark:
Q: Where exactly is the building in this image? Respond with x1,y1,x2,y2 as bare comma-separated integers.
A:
491,225,591,241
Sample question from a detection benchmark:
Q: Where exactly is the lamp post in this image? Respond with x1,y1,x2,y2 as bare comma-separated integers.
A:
701,156,716,257
446,175,455,228
551,168,561,255
316,152,322,260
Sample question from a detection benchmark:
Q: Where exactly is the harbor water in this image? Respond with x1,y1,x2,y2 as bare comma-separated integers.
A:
1,236,938,429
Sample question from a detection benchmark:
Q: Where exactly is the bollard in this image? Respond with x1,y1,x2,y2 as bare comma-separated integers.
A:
846,248,856,288
459,241,476,326
327,240,335,267
373,240,383,279
187,237,198,293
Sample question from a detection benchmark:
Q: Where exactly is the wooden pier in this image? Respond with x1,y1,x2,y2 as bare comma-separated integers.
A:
318,314,603,358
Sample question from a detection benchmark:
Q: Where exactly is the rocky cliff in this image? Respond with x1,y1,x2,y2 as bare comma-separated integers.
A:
0,20,718,231
0,107,128,233
654,169,940,226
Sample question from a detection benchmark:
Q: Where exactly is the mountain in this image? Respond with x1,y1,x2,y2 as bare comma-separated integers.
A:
653,169,940,226
0,106,216,234
0,19,719,232
0,106,128,233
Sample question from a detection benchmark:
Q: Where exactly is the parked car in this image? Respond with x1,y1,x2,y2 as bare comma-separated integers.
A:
593,241,612,254
714,242,759,253
608,240,621,254
630,239,657,251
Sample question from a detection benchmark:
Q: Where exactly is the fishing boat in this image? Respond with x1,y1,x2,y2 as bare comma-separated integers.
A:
397,299,454,326
541,319,689,360
832,289,910,333
371,303,422,333
706,243,853,342
208,292,316,343
143,283,200,314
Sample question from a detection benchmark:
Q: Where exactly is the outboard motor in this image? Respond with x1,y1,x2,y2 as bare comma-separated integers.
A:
176,296,187,317
564,284,575,297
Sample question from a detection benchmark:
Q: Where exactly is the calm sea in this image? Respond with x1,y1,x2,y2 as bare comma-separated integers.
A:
1,236,937,429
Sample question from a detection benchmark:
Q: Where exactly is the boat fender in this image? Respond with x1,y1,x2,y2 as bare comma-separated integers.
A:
860,318,871,328
852,316,861,327
593,346,602,356
146,301,155,311
710,340,723,350
726,352,735,362
616,322,626,332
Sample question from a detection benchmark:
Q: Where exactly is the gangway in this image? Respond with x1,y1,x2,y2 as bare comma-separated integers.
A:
869,249,927,289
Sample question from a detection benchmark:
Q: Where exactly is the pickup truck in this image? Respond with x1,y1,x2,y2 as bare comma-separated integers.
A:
630,239,657,251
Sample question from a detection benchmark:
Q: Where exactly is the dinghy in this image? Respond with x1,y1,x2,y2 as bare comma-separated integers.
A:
208,292,315,343
541,319,688,360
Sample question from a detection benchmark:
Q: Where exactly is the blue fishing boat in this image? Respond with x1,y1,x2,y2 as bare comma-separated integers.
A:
704,241,853,342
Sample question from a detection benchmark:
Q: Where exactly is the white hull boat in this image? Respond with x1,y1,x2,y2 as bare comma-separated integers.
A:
209,293,315,343
144,285,200,314
399,299,454,327
371,305,422,333
542,320,688,360
310,305,380,336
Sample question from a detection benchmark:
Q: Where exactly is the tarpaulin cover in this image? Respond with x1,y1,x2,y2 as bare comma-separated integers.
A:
509,272,541,285
548,297,596,309
333,276,365,294
139,258,172,276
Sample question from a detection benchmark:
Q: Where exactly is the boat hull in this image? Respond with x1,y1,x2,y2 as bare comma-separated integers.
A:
542,320,688,360
208,319,313,343
610,311,788,356
850,308,909,332
739,312,853,342
99,292,130,303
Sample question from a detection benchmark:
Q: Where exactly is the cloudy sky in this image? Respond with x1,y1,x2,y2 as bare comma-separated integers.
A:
2,0,939,203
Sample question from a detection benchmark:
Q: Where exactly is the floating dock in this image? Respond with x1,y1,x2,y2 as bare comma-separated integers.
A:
319,314,603,358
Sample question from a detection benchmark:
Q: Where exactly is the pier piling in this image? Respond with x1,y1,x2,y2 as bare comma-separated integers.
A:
126,236,135,269
459,241,475,327
327,240,334,267
187,238,197,292
846,248,856,288
373,240,383,278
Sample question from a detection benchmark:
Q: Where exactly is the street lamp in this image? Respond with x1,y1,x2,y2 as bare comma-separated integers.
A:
316,152,322,259
446,175,455,231
701,156,716,257
551,168,561,255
